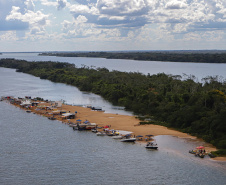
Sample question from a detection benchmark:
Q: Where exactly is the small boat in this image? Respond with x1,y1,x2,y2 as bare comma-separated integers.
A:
196,153,205,158
72,126,78,130
77,125,87,131
145,142,158,149
91,128,98,133
48,117,56,120
189,150,196,154
96,132,106,136
208,152,216,158
77,121,97,130
189,146,206,158
112,135,123,139
120,138,136,142
120,134,136,142
68,123,77,127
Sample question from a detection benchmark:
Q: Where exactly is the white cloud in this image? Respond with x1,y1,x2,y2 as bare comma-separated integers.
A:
40,0,57,7
183,32,201,41
76,15,88,23
98,0,147,14
165,0,187,9
25,0,35,11
1,0,226,51
0,31,17,41
109,16,125,21
69,4,93,14
6,6,49,26
30,27,45,35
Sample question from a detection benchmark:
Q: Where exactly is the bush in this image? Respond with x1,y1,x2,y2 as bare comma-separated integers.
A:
217,140,226,149
211,149,226,156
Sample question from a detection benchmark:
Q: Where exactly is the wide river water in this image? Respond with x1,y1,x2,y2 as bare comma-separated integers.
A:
0,53,226,184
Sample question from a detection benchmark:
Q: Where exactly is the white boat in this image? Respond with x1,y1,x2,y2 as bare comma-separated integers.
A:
112,135,123,139
120,138,136,142
120,134,136,142
96,132,106,136
145,142,158,149
91,128,98,133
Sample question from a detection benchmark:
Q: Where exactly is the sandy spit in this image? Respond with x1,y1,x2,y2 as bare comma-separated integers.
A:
16,102,226,161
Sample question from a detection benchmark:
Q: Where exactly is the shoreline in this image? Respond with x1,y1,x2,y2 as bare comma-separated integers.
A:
4,98,226,161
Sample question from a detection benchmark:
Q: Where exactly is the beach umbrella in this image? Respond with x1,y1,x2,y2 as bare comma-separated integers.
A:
196,146,205,149
146,135,154,137
136,135,143,137
84,120,89,123
76,119,82,122
104,125,109,128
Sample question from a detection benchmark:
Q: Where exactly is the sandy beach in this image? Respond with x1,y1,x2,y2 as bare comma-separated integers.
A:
12,100,226,161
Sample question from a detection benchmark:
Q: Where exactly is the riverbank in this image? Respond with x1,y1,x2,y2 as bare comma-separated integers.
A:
5,98,224,162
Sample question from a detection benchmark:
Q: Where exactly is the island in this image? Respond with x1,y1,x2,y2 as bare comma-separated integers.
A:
39,50,226,63
0,58,226,157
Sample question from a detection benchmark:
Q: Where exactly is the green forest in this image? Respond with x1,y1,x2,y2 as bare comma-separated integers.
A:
39,51,226,63
1,58,226,155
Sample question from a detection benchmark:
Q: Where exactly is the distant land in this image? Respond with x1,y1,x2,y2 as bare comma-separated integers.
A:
39,50,226,63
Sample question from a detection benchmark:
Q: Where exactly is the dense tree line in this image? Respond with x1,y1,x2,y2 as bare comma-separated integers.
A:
1,58,226,154
39,51,226,63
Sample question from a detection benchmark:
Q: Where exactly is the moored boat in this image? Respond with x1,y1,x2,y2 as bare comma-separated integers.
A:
120,134,136,142
120,138,136,142
77,120,97,130
189,146,206,158
96,131,106,136
112,135,123,139
48,117,56,120
145,142,158,149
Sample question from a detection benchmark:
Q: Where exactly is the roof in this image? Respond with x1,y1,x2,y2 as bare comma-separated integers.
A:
62,113,75,117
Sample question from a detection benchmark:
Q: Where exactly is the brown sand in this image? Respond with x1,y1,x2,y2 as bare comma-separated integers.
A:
24,102,226,161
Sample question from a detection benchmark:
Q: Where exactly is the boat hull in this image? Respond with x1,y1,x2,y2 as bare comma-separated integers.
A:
120,138,136,142
145,146,158,150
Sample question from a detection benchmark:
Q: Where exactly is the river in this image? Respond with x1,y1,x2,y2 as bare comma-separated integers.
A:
0,53,226,184
1,52,226,81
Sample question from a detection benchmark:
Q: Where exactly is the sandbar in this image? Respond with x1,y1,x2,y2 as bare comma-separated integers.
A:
11,101,226,161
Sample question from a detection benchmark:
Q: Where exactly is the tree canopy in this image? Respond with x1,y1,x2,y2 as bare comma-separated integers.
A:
39,51,226,63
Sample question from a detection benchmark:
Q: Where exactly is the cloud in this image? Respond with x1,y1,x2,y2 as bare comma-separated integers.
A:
57,0,67,10
97,0,148,16
30,26,45,35
69,4,92,14
6,6,49,26
68,0,150,28
40,0,57,7
0,0,28,31
40,0,69,11
1,0,49,33
1,0,226,51
25,0,35,11
165,0,187,9
61,15,97,38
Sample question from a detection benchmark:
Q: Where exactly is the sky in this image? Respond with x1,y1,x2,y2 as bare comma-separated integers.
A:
0,0,226,52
